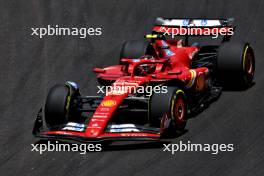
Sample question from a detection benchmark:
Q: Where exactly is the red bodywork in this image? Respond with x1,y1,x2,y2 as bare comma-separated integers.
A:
38,38,210,142
33,18,237,142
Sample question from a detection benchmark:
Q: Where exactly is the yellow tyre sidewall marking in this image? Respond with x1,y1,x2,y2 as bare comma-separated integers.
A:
65,95,71,118
242,45,249,71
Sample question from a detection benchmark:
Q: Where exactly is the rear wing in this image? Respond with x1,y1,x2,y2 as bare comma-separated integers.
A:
152,17,235,42
154,18,234,27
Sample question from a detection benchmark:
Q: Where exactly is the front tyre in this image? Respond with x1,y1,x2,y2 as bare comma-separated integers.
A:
44,82,81,129
44,85,71,129
149,87,188,135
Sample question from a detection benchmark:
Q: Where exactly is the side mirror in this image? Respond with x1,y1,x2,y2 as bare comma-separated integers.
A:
93,68,105,73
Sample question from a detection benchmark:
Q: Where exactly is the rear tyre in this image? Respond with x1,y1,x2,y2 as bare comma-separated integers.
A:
217,42,255,88
120,40,151,62
149,87,188,135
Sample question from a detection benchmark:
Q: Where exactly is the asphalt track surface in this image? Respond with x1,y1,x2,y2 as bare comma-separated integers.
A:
0,0,264,176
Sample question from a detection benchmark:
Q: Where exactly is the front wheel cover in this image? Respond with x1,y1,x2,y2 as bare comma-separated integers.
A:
170,89,187,131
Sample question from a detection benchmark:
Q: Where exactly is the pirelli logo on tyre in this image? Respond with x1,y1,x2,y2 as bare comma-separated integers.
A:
101,100,116,107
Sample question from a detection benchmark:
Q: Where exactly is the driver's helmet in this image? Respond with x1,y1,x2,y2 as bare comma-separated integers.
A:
135,56,156,75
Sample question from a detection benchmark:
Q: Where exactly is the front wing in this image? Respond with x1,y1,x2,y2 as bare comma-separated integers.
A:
33,109,161,142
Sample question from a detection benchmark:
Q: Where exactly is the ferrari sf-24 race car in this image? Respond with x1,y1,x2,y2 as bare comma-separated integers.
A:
33,18,255,142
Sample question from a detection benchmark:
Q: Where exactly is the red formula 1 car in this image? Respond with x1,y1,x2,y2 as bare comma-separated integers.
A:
33,18,255,142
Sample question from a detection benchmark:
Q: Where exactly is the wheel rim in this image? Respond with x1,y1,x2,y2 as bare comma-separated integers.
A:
174,96,185,121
